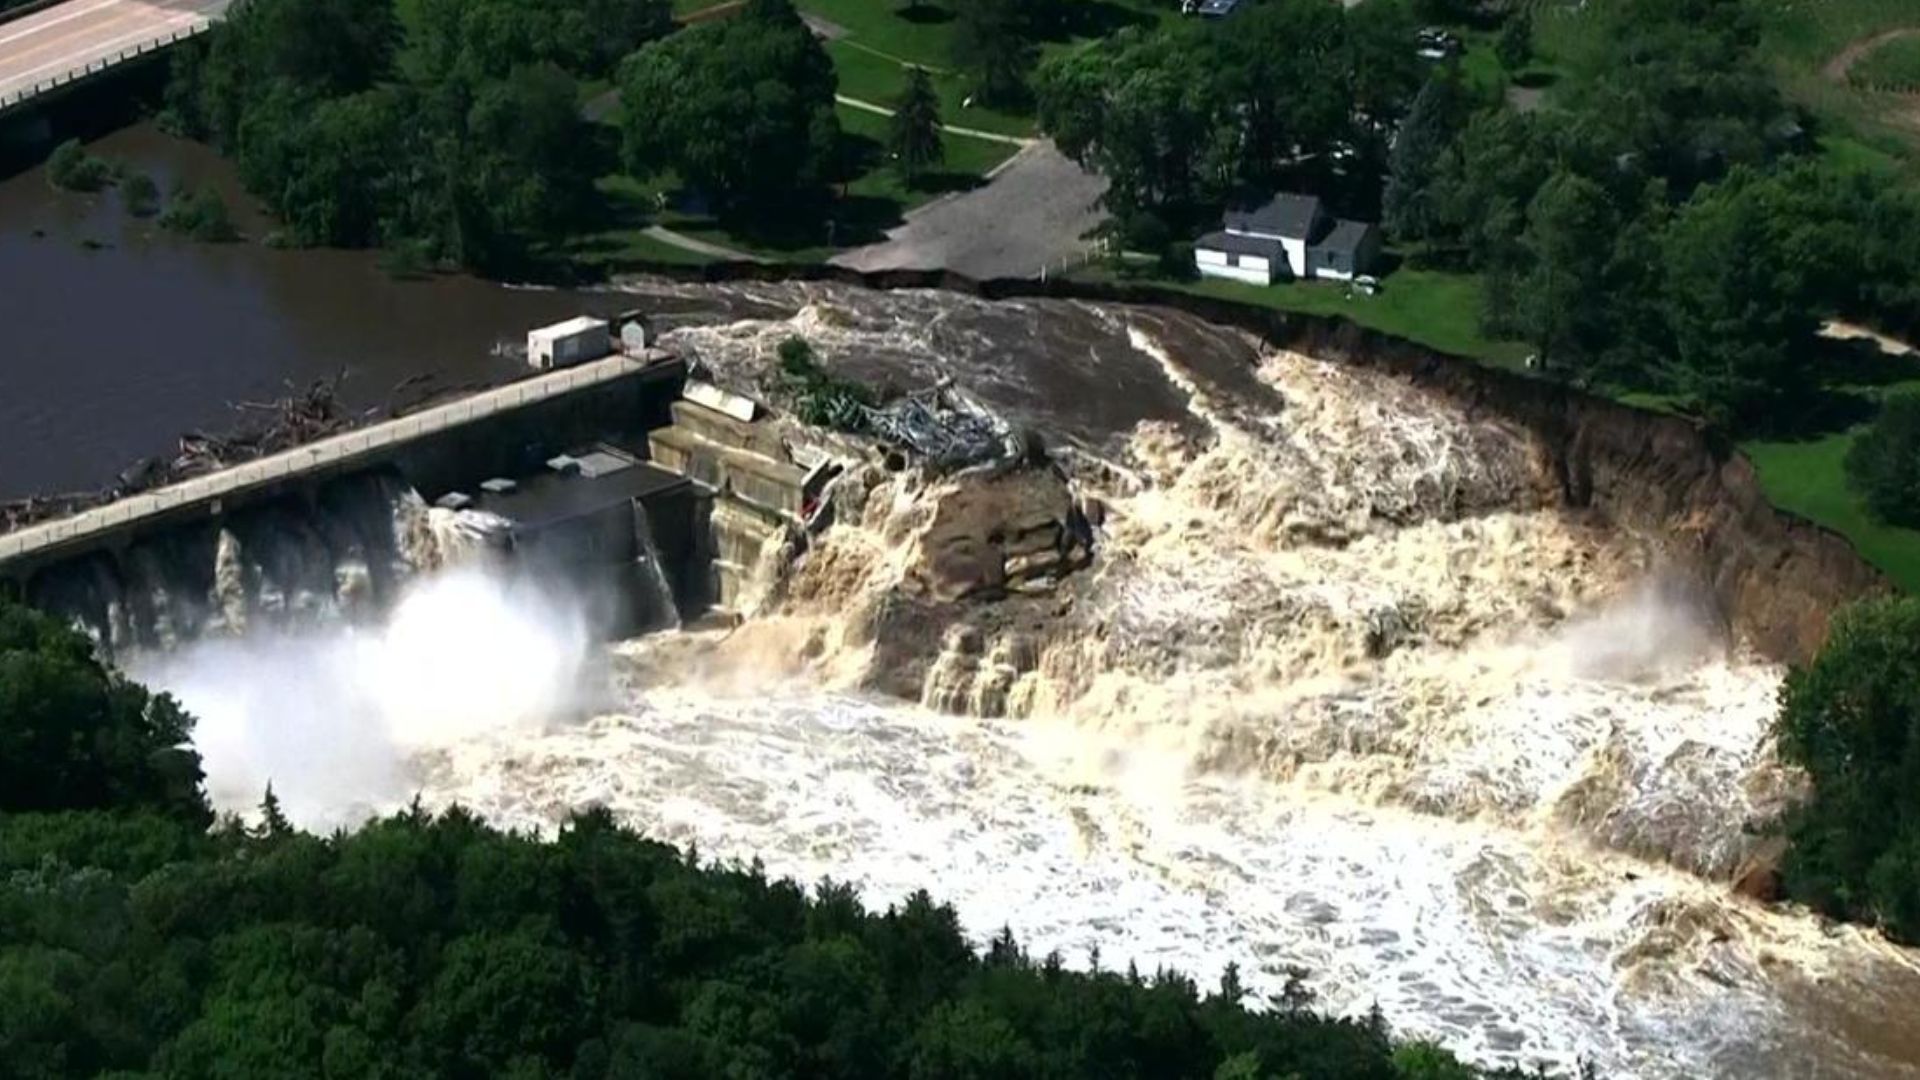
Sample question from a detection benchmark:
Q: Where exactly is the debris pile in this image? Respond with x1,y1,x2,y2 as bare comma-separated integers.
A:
860,381,1021,473
2,377,373,535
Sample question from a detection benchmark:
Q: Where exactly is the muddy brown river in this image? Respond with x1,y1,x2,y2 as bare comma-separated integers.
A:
13,123,1920,1079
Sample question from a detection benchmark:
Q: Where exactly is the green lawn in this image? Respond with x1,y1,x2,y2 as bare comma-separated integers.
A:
574,102,1016,267
1755,0,1920,72
1081,264,1531,368
800,0,1175,143
824,40,1034,138
1745,430,1920,591
1190,270,1531,367
1850,33,1920,92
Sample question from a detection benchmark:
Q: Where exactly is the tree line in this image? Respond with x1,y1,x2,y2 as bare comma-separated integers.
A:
161,0,851,274
1031,0,1920,437
0,593,1563,1078
1385,0,1920,433
1035,0,1422,249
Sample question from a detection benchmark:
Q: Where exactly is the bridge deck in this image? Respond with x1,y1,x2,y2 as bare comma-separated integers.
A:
0,0,230,112
0,353,675,567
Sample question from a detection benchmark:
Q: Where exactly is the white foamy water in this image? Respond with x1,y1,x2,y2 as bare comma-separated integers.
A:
396,653,1919,1080
131,287,1920,1078
132,568,596,830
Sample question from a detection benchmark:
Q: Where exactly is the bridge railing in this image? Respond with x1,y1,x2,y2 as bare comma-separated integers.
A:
0,21,214,113
0,355,668,565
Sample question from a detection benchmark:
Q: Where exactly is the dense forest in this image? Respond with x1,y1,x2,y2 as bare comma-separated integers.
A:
0,595,1544,1078
161,0,676,273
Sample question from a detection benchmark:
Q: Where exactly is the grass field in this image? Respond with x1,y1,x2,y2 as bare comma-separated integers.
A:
824,40,1034,138
797,0,1174,142
1745,429,1920,591
1080,264,1532,368
1754,0,1919,72
1850,34,1920,92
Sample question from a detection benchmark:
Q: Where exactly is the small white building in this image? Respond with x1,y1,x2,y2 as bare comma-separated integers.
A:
1194,193,1381,286
527,316,611,371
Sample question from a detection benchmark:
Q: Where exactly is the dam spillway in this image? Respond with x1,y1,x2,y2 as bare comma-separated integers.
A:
0,347,806,650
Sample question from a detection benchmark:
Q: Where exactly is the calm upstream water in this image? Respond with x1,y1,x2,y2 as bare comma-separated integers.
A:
0,124,620,500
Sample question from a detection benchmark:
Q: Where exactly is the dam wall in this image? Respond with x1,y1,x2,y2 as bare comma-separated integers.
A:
629,260,1887,663
0,352,687,586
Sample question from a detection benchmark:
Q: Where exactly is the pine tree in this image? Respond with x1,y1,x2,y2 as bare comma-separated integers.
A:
1496,12,1532,72
1382,69,1469,247
257,783,292,838
890,66,945,183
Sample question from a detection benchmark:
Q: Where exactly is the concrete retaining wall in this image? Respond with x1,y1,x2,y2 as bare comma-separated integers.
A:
0,354,686,583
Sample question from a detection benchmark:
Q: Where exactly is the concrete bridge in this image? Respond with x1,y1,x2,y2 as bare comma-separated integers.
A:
0,0,230,117
0,352,687,584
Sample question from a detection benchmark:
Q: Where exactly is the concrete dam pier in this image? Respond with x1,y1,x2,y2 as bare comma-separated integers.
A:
0,346,812,652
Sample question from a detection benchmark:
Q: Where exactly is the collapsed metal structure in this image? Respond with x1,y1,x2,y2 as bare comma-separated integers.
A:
859,380,1020,473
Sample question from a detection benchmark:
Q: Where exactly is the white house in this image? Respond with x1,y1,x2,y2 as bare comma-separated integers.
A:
1194,193,1381,286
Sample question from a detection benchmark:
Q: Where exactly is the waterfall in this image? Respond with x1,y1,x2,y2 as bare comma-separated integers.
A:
25,471,524,657
630,501,682,633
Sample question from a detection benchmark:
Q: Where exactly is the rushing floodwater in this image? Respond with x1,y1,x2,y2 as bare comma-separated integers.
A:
14,126,1920,1078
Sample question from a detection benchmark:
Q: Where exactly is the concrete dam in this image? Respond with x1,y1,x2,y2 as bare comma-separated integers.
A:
0,340,812,653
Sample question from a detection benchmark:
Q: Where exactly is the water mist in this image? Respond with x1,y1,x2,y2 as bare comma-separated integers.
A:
130,566,600,831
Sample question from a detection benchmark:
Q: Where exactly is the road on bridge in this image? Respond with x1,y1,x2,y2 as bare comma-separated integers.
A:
0,0,229,106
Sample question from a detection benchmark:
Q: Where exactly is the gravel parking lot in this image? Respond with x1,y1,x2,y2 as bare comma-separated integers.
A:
831,141,1109,280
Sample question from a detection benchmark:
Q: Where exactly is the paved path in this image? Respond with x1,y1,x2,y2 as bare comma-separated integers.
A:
831,140,1108,280
642,224,762,263
0,0,228,109
1822,319,1917,358
835,93,1033,147
1822,26,1920,82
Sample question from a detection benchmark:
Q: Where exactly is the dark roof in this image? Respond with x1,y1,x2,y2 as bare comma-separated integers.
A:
1196,231,1286,260
1224,193,1322,240
1311,218,1375,257
474,451,687,530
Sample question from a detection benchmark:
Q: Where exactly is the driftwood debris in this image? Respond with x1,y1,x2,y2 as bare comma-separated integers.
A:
1,375,376,535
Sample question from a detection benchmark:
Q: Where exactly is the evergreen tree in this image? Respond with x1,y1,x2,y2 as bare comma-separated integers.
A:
889,66,945,182
1383,68,1470,247
1496,12,1532,72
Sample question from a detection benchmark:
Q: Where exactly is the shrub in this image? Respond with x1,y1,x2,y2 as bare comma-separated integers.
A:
774,336,874,432
1845,393,1920,526
121,172,161,217
159,185,239,242
46,139,113,192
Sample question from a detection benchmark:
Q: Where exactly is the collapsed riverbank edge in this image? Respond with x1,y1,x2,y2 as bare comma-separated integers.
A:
624,260,1886,665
